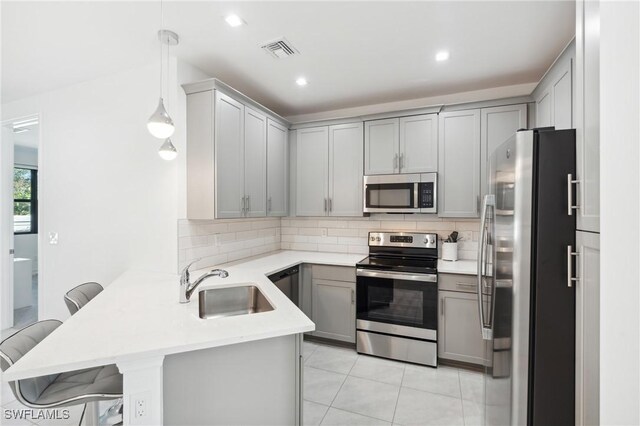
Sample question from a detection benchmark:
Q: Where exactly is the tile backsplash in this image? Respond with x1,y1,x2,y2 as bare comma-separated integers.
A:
280,215,479,259
179,214,479,271
178,218,281,271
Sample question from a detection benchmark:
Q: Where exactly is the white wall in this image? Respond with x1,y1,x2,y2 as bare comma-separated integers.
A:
2,58,209,321
13,145,39,273
599,1,640,424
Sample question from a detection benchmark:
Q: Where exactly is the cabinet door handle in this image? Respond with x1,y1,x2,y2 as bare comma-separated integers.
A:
441,298,445,316
351,289,355,304
241,196,245,215
394,154,398,171
567,245,580,287
329,198,332,213
324,198,327,212
399,153,404,170
567,174,580,216
268,197,272,213
247,195,251,212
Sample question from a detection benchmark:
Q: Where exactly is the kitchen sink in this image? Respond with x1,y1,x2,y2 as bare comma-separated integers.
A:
198,285,274,319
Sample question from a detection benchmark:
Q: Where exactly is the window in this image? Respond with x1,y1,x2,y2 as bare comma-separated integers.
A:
14,168,38,234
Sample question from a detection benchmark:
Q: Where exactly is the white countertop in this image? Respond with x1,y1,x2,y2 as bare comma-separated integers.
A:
437,259,478,275
3,251,365,381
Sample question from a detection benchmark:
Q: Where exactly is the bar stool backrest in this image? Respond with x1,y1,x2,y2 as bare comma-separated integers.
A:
64,282,103,315
0,320,62,404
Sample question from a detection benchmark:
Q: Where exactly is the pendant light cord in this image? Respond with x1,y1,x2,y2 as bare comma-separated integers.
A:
159,0,163,99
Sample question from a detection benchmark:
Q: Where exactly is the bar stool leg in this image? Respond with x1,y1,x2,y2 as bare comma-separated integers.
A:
81,401,100,426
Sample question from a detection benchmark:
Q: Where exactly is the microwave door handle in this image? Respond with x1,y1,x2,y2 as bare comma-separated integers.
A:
477,194,495,341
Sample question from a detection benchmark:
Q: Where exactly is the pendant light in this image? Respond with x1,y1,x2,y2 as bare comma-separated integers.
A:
147,0,178,139
158,138,178,161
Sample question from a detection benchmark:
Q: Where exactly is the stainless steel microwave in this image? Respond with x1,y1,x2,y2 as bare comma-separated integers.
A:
363,173,437,214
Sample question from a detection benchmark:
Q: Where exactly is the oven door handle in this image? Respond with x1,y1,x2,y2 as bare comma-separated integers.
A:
356,269,437,283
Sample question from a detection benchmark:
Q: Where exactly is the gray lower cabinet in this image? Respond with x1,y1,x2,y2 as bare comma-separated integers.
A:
438,273,488,365
310,265,356,343
575,230,600,426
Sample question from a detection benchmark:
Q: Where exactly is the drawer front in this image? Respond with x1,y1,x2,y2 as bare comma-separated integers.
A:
312,265,356,283
439,273,479,293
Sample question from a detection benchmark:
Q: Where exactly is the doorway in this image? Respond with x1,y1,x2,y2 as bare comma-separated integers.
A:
1,115,40,337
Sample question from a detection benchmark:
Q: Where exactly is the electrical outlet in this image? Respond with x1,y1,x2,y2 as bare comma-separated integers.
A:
135,398,145,418
321,229,327,237
48,232,59,245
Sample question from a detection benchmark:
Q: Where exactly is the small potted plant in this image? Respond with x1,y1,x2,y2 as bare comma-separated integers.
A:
442,232,461,261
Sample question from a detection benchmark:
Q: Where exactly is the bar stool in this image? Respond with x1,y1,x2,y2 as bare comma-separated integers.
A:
64,282,103,315
0,320,122,425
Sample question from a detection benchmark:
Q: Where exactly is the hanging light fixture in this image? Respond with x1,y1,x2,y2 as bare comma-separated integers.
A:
147,0,178,140
158,138,178,161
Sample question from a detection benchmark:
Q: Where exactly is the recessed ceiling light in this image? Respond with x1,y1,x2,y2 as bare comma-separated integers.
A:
225,14,245,27
435,50,450,62
296,77,308,86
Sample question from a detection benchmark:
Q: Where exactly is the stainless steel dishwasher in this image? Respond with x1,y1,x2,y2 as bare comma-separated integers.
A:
267,266,300,306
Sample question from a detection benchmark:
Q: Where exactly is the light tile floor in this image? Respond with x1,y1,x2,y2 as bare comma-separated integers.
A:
303,341,484,426
1,339,483,425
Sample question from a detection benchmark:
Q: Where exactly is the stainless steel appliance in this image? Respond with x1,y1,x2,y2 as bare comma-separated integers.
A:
356,232,438,366
363,173,437,214
479,128,576,425
268,266,299,305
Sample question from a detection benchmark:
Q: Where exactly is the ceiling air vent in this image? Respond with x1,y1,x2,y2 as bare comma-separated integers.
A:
260,37,300,59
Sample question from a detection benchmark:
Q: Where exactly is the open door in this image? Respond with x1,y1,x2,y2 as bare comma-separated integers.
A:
1,125,15,329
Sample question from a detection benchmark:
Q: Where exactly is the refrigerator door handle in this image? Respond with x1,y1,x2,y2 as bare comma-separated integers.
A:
567,174,580,215
477,194,495,341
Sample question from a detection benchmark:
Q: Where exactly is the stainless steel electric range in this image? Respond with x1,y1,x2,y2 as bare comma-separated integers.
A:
355,231,438,367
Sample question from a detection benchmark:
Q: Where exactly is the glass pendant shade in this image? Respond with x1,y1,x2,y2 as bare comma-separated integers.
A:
147,97,175,139
158,138,178,161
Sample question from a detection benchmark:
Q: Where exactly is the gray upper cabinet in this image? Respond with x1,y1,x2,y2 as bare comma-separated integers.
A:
364,118,399,175
575,2,600,233
365,114,438,175
329,123,364,216
296,123,363,217
399,114,438,173
184,79,290,220
215,92,245,218
266,119,288,217
438,109,481,217
244,107,267,217
533,41,574,130
480,104,528,199
296,127,329,216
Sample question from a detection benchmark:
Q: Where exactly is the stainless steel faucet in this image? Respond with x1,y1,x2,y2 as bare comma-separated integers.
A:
180,261,229,303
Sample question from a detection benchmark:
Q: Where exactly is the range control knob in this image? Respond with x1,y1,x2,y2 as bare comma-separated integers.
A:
376,237,381,242
370,236,375,242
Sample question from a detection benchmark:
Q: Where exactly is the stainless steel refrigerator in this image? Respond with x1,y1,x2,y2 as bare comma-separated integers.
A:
477,128,576,425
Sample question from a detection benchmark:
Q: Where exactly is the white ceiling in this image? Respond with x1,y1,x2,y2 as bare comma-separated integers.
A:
2,1,575,116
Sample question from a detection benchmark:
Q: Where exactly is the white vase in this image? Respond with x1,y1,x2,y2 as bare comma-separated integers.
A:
442,242,458,261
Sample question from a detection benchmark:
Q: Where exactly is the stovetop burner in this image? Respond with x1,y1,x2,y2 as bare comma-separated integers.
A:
356,255,437,274
356,231,439,274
